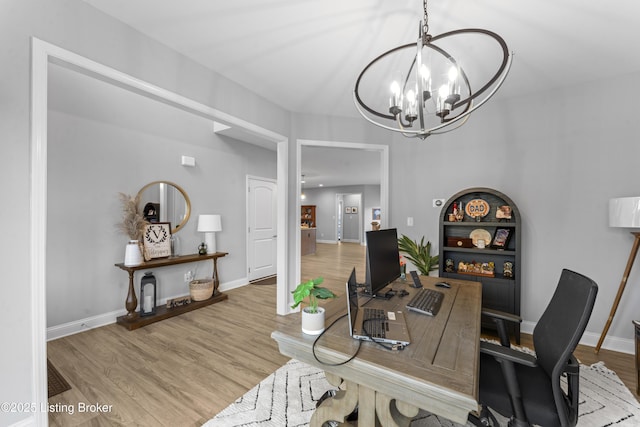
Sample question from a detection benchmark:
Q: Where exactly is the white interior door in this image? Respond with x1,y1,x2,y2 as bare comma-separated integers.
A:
247,177,277,281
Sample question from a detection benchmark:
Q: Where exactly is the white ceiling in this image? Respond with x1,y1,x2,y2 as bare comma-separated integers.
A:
78,0,640,187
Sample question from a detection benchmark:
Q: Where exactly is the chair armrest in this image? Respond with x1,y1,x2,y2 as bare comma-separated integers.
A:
480,341,538,367
564,355,579,375
482,308,522,324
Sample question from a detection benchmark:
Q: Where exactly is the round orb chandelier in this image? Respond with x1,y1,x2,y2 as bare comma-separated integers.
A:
353,0,512,139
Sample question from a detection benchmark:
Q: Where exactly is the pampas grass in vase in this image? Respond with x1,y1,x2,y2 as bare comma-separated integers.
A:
117,192,147,266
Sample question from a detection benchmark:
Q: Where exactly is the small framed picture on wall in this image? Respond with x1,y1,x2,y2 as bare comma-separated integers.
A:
351,207,358,214
372,208,381,220
345,207,352,214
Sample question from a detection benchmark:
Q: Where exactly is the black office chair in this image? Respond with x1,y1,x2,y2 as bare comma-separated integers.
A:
470,269,598,427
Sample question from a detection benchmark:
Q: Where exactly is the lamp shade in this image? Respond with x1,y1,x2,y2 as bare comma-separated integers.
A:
609,197,640,228
197,214,222,232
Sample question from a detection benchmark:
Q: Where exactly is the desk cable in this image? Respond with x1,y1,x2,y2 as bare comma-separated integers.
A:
312,313,363,366
312,313,404,367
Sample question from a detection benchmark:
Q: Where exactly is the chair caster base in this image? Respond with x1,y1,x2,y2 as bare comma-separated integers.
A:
468,404,499,426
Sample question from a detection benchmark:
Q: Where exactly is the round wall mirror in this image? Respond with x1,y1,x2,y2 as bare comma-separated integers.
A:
137,181,191,234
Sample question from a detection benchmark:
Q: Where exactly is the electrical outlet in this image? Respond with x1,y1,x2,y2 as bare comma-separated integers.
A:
184,270,194,282
433,198,445,208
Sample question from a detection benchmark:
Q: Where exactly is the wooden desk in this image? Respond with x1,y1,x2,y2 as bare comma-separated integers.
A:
115,252,227,330
271,276,482,425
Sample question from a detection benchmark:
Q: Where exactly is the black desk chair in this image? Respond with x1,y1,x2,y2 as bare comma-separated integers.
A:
470,269,598,427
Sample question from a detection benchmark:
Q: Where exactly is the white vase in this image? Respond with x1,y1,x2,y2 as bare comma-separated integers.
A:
301,306,325,335
124,240,143,266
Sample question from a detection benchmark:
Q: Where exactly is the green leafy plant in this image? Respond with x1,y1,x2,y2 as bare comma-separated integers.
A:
397,234,439,276
291,277,336,314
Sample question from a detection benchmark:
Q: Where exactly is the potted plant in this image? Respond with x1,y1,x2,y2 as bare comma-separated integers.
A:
398,234,439,276
291,277,336,335
117,192,148,266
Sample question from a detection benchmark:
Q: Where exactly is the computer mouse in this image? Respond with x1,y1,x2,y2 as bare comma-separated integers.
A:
435,282,451,288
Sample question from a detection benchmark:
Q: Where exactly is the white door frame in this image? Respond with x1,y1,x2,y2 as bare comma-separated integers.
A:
246,175,278,281
296,139,389,291
31,38,289,425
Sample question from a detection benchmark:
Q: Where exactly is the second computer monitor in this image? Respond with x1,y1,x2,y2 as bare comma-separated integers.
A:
364,228,401,297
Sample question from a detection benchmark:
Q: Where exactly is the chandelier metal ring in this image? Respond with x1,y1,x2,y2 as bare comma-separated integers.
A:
353,23,512,139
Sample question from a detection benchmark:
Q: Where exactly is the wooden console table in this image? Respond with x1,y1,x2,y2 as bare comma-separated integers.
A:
115,252,228,330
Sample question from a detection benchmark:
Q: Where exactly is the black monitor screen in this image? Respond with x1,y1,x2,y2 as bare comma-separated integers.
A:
364,228,401,297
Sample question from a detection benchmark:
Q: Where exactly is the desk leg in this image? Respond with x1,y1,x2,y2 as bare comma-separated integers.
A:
310,373,358,427
310,374,420,427
376,393,419,427
124,270,138,320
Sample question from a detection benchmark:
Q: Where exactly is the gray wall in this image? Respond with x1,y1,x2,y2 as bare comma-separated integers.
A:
385,72,640,341
47,64,277,327
342,194,362,242
4,0,640,424
303,185,381,243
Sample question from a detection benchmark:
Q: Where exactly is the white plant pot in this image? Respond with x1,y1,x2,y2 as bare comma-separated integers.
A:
301,306,325,335
124,240,143,266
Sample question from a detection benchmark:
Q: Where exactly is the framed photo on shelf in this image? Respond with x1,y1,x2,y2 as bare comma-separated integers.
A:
491,227,513,249
143,222,172,260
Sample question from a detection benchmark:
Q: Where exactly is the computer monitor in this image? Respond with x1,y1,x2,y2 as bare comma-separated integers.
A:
363,228,401,298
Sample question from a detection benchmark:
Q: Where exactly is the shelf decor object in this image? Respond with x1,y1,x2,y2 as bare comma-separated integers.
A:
142,222,172,260
139,272,157,317
117,192,146,266
353,0,512,139
595,197,640,353
439,187,521,342
197,214,222,254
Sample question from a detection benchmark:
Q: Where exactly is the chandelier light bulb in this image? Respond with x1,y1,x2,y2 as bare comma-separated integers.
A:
405,89,418,122
389,80,402,115
448,66,459,82
420,64,430,80
390,80,401,95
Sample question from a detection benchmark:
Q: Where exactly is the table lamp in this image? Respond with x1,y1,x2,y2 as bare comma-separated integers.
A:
197,214,222,254
595,197,640,353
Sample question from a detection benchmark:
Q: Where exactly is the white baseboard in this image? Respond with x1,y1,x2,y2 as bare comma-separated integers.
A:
317,239,337,244
520,321,634,355
47,279,249,341
218,277,249,292
47,309,126,341
8,415,35,427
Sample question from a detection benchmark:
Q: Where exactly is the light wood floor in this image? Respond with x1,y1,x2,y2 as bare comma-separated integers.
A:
48,242,638,426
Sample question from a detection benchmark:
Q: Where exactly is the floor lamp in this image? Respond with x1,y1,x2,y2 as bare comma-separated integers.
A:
595,197,640,353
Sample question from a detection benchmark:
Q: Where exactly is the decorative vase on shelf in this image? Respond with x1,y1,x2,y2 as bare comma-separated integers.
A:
124,240,143,266
170,234,180,258
301,307,326,335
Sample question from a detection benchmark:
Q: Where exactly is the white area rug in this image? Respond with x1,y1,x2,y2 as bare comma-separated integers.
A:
204,359,640,427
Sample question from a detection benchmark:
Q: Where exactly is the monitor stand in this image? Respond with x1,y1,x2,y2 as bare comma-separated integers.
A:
361,285,394,300
375,290,394,300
